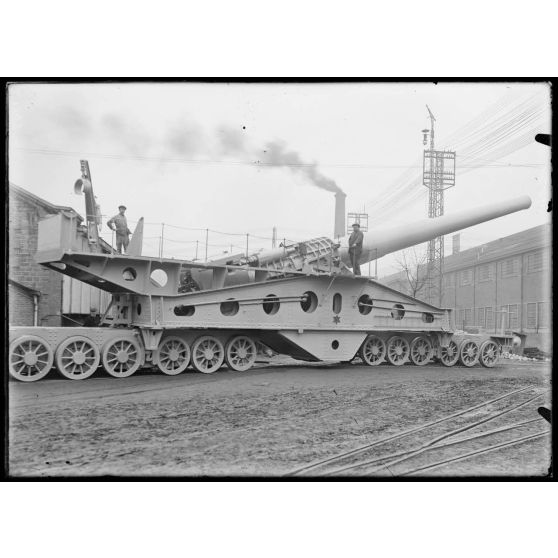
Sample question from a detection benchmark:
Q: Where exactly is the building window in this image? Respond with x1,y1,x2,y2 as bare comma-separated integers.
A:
460,269,473,286
477,307,496,330
498,304,519,330
526,251,545,273
477,307,486,328
526,303,537,328
444,273,455,287
457,308,472,328
478,264,493,282
508,304,519,329
486,307,494,329
500,306,509,329
501,257,519,278
537,302,550,327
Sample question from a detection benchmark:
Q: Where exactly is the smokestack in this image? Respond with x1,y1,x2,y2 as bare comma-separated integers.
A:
452,234,461,254
334,192,346,239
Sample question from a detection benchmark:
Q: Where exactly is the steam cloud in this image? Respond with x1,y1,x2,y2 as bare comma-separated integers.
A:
49,108,344,195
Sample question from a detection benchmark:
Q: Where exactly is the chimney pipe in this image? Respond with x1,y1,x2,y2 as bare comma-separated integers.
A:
334,192,346,239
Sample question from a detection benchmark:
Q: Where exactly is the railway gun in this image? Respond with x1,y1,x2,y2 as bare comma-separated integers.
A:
8,161,532,381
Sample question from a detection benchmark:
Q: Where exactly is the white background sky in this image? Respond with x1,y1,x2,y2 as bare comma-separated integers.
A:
9,81,551,274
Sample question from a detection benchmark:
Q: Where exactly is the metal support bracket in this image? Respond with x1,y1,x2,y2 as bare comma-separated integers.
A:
139,328,164,351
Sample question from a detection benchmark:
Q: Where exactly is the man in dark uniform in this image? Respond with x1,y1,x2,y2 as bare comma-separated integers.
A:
348,222,364,276
107,205,132,254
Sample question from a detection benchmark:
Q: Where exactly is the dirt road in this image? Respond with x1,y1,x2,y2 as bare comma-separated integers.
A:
7,360,551,477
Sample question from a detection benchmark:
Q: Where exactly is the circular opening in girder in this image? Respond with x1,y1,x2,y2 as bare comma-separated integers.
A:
174,305,195,317
300,291,318,313
150,269,168,287
422,312,434,323
122,267,137,281
50,263,66,271
333,293,342,314
331,340,339,350
263,294,280,315
137,304,142,316
220,299,239,316
358,295,373,315
391,303,405,320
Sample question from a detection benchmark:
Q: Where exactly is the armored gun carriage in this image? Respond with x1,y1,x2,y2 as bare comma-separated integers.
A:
8,162,532,381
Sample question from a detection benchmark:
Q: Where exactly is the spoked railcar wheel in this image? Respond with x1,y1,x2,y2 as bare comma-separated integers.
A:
191,336,225,373
9,335,54,382
459,339,480,367
479,340,500,368
55,336,100,380
386,336,410,366
225,336,257,371
409,336,433,366
439,340,460,367
155,336,191,375
102,337,143,378
359,335,386,366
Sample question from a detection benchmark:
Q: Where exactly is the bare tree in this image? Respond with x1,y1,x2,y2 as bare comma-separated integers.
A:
393,247,428,298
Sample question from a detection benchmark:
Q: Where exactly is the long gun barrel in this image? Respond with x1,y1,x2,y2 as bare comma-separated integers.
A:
339,195,532,266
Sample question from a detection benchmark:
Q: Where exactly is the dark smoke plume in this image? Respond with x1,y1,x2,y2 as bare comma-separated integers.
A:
101,113,153,156
215,126,344,195
52,106,92,136
258,140,343,194
165,120,206,156
216,125,246,155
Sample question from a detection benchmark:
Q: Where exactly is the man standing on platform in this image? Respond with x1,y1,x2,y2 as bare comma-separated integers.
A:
107,205,132,254
348,222,364,276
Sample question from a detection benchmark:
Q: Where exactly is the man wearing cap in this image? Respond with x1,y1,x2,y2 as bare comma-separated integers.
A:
107,205,132,254
348,222,364,276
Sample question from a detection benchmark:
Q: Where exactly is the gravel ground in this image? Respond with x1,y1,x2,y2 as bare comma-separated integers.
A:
7,359,552,477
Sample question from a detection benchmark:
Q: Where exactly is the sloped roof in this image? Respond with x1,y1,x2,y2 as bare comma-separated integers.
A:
9,182,84,221
443,223,551,272
8,183,113,254
8,278,41,296
381,223,552,283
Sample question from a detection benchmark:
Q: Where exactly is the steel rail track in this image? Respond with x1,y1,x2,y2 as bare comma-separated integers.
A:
286,385,534,476
399,430,550,476
321,391,544,476
321,416,543,476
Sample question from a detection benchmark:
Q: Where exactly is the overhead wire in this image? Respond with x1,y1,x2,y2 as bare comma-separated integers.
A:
364,90,546,219
11,89,547,244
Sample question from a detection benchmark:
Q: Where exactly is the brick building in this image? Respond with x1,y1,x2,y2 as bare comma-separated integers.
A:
380,223,552,351
9,183,111,326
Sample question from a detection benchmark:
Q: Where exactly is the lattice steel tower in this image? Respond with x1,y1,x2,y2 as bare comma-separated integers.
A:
422,105,456,306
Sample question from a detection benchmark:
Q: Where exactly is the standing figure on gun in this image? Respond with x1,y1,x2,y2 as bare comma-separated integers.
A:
348,222,364,276
107,205,132,254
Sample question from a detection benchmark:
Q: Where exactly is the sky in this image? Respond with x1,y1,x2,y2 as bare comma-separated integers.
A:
8,82,552,275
